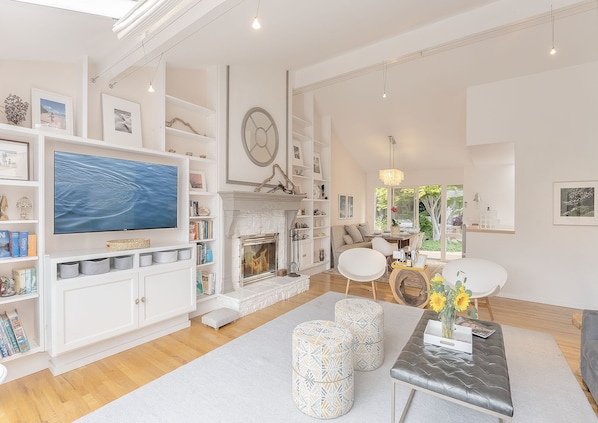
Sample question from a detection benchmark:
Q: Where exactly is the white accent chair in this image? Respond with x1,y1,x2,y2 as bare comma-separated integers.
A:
442,257,507,320
337,248,387,301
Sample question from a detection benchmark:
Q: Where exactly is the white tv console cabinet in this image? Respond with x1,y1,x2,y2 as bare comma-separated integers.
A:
45,243,195,375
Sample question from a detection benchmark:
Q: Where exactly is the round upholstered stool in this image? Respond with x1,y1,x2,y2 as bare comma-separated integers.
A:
292,320,354,419
335,298,384,371
0,364,7,384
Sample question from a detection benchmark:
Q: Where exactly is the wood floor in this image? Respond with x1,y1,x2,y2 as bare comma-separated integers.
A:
0,271,595,422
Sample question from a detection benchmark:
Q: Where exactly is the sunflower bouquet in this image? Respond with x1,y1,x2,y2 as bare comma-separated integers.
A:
428,272,477,338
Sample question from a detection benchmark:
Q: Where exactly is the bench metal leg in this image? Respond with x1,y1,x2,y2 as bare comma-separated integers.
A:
391,380,415,423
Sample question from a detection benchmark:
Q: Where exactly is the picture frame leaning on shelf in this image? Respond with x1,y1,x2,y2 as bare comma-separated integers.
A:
0,139,29,181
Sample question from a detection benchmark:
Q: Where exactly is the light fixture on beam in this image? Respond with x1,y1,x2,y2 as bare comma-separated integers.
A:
550,5,557,55
379,136,404,186
148,53,163,93
382,61,388,99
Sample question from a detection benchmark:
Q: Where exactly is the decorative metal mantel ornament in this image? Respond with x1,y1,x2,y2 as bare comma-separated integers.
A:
254,164,302,195
165,117,201,135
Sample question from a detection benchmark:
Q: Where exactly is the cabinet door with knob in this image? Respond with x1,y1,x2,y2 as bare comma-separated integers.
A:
51,272,139,355
138,261,195,327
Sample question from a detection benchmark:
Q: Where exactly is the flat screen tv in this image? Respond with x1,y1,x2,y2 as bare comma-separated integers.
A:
54,151,178,234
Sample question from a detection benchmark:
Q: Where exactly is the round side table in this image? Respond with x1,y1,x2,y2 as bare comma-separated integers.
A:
389,264,430,308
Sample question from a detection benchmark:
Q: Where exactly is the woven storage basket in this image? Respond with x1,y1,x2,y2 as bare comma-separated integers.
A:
106,238,150,251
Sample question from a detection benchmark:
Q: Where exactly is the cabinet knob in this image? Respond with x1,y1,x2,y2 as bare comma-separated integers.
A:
135,298,139,304
141,296,146,303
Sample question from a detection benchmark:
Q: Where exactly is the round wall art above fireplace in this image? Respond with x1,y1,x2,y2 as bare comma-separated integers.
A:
241,107,279,166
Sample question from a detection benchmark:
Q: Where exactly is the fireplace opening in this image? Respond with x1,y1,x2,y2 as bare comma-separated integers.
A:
240,233,279,286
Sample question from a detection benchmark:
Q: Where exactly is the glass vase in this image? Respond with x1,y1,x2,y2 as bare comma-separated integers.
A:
390,226,400,237
441,310,456,339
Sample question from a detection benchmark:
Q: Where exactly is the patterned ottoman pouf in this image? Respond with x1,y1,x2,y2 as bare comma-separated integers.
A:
292,320,354,419
335,298,384,371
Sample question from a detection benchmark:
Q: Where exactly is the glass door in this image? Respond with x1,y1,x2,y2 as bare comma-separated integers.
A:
445,185,464,261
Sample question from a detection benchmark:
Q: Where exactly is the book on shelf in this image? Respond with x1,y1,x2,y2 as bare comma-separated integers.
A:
0,330,9,358
0,312,20,354
12,267,37,295
18,231,28,257
189,222,197,241
455,316,496,338
9,231,19,257
27,233,37,256
0,230,8,258
199,270,215,295
196,243,213,265
7,309,30,353
0,315,13,357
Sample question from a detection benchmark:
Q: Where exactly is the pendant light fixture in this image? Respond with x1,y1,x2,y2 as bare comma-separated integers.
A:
379,136,404,186
252,0,261,29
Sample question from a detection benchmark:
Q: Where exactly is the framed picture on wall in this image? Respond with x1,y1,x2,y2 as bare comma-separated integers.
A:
553,181,598,225
31,88,73,135
339,194,354,219
313,152,323,179
101,93,142,148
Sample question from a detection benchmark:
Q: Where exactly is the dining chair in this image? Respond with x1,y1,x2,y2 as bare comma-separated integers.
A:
371,236,397,273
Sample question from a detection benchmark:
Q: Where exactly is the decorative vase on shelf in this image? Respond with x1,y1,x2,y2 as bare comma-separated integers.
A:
441,310,456,339
390,226,400,237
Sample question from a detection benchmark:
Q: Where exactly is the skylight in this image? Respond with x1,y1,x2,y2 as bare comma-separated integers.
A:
12,0,139,19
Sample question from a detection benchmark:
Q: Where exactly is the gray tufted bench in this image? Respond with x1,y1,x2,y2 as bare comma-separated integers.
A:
390,310,513,422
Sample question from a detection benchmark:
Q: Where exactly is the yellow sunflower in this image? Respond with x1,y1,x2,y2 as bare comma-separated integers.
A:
429,292,447,313
454,291,471,311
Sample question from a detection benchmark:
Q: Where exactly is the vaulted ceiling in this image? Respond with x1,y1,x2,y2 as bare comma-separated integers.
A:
3,0,597,174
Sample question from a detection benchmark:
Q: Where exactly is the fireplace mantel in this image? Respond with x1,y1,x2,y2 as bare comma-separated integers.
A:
219,191,306,212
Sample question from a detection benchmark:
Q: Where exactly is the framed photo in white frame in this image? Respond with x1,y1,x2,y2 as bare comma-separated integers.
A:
292,141,304,166
553,181,598,225
0,139,29,180
313,152,323,179
101,93,142,147
190,170,207,192
339,194,354,220
31,88,73,135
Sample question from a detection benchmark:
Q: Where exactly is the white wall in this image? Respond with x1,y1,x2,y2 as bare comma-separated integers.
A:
330,130,367,226
219,65,288,192
466,60,598,310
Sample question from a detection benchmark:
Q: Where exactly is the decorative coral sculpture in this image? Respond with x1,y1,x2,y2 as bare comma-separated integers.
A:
3,94,29,126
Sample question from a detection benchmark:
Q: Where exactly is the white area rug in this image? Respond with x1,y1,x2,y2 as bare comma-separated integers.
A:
76,292,597,422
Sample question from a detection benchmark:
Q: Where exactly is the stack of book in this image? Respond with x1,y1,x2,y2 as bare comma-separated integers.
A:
189,220,213,241
0,230,37,258
197,270,215,295
0,309,30,357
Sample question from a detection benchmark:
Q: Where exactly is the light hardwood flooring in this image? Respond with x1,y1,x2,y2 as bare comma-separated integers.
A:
0,271,595,422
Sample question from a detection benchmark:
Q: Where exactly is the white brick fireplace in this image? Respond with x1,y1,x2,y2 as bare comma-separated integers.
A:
218,191,309,316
